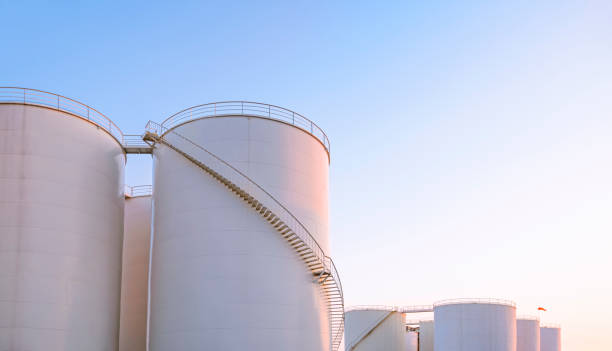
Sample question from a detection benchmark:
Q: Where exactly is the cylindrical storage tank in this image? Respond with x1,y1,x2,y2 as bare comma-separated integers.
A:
418,320,434,351
540,325,561,351
149,103,333,351
0,90,125,351
404,328,418,351
344,310,405,351
119,189,153,351
433,299,516,351
517,317,540,351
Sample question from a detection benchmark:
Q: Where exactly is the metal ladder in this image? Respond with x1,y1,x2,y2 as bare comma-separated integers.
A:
144,121,344,351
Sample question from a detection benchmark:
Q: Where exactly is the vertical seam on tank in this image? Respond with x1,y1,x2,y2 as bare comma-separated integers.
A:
12,104,26,350
247,117,251,175
146,153,156,351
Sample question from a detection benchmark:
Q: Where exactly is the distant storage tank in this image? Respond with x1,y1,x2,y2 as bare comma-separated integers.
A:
540,325,561,351
0,89,125,351
344,310,406,351
119,187,153,351
404,327,418,351
517,317,540,351
148,102,338,351
418,320,434,351
434,299,517,351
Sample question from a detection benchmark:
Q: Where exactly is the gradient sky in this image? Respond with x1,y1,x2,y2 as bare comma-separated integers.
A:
2,1,611,350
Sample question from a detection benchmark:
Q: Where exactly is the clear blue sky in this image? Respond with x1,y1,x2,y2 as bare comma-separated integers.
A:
2,1,611,350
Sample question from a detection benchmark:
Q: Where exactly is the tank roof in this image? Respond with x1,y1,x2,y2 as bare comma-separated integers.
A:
0,87,124,145
517,315,540,321
159,101,330,157
434,298,516,308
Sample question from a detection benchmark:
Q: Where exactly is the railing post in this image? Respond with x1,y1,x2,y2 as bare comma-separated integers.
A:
310,121,313,133
57,95,60,110
292,112,295,124
241,102,243,115
268,104,271,117
23,88,26,103
87,108,90,120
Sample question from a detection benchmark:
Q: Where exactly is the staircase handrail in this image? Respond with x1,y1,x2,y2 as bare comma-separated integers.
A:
346,311,393,350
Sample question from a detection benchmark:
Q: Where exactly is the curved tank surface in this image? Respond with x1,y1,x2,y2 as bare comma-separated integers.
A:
344,310,405,351
540,326,561,351
119,192,152,351
433,299,516,351
517,317,540,351
418,320,434,351
0,102,125,351
149,107,333,351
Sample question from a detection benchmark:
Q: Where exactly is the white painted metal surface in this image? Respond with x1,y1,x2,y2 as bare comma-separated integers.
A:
434,299,517,351
149,114,332,350
119,195,152,351
517,317,540,351
540,326,561,351
404,330,418,351
418,320,434,351
345,305,433,313
0,104,125,350
344,310,405,351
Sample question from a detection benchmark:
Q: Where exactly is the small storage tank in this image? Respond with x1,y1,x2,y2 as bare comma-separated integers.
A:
540,325,561,351
148,102,336,351
0,88,125,351
433,299,516,351
119,187,153,351
517,316,540,351
418,320,434,351
344,310,405,351
404,325,418,351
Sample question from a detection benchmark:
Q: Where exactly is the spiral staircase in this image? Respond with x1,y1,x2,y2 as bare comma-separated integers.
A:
143,121,344,351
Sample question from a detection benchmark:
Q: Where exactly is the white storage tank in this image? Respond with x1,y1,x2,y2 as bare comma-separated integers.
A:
540,325,561,351
119,187,153,351
418,320,434,351
344,309,405,351
148,102,338,351
433,299,516,351
0,88,125,351
404,327,418,351
517,316,540,351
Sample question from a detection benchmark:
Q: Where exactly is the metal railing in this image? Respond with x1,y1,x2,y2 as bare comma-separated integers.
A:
345,304,434,313
145,120,343,349
434,298,516,308
540,323,561,328
123,134,150,148
405,319,429,325
0,87,124,144
125,185,153,197
160,101,330,155
517,315,540,321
